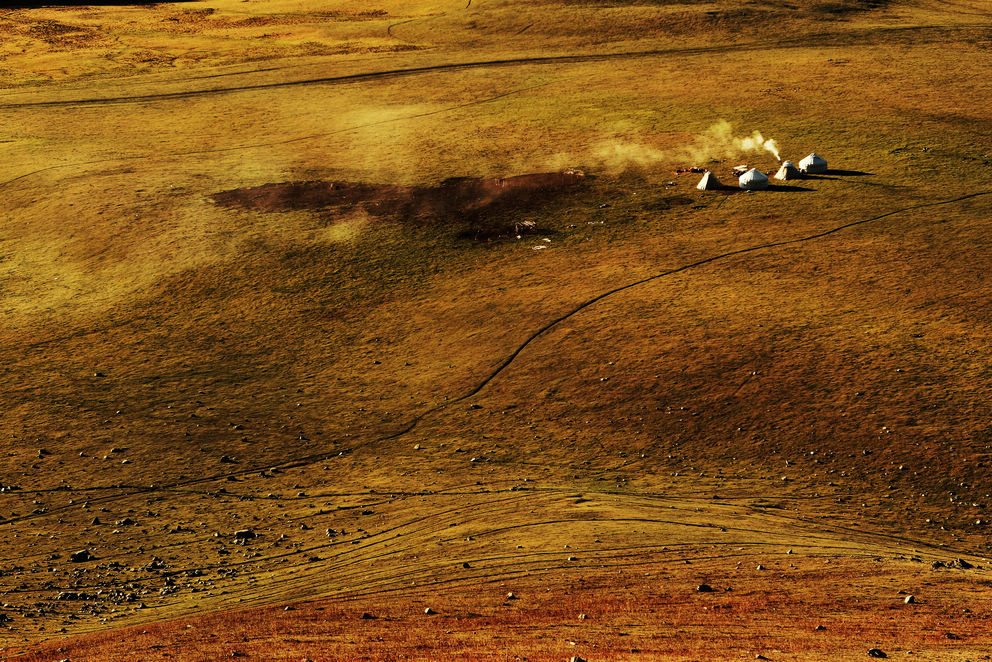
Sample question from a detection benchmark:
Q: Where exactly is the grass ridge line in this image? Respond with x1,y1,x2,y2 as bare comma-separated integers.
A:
1,190,987,531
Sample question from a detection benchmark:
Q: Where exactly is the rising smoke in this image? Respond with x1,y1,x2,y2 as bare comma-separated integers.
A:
561,120,783,173
682,120,781,163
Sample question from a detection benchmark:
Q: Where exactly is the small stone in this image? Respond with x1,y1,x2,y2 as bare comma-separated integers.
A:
234,529,256,540
696,584,714,593
424,607,435,615
360,612,376,620
70,549,93,563
814,624,826,631
506,592,516,599
867,649,887,658
578,613,587,620
756,564,765,570
904,595,915,604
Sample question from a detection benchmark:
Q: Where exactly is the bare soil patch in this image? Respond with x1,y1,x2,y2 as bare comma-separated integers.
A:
212,170,587,239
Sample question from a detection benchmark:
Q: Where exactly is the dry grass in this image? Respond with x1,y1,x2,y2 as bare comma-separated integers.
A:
3,0,992,658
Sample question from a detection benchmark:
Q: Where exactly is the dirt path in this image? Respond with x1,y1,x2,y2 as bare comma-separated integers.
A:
1,24,984,109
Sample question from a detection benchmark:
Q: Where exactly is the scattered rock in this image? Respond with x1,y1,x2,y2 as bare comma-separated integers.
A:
931,560,945,569
867,649,887,658
360,612,376,620
954,558,973,569
234,529,256,540
569,657,587,662
567,556,577,561
696,584,714,593
756,564,765,570
814,624,826,631
756,655,770,661
70,549,93,563
423,607,435,615
944,632,960,640
506,592,517,600
578,613,587,620
904,595,915,604
461,562,471,569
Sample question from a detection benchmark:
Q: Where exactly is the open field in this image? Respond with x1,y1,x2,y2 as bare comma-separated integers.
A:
3,0,992,659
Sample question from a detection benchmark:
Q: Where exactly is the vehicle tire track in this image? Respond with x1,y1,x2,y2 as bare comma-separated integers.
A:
1,24,982,109
0,79,561,195
2,192,989,530
452,190,992,403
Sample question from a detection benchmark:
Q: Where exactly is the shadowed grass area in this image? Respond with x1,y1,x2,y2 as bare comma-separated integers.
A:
2,0,992,659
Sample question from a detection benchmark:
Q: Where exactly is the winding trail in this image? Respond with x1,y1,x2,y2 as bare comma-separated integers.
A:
0,24,982,109
2,189,989,529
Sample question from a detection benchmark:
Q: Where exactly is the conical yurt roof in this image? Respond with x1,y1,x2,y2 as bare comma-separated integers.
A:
738,168,769,190
696,171,723,190
798,153,827,174
774,161,801,180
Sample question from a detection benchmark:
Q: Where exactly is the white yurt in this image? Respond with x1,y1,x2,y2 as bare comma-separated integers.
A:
774,161,802,180
696,171,723,190
738,168,769,190
798,153,827,174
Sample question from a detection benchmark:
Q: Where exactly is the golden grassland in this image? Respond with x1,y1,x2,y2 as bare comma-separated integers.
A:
3,0,992,658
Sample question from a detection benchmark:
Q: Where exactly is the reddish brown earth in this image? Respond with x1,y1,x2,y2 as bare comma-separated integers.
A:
211,170,587,231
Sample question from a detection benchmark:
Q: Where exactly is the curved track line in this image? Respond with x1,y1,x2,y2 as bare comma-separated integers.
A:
3,190,988,531
455,190,992,402
0,79,561,195
1,24,981,109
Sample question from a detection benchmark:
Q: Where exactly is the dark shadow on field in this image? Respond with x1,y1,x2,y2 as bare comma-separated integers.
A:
764,184,815,192
0,0,197,6
825,169,873,176
805,170,875,180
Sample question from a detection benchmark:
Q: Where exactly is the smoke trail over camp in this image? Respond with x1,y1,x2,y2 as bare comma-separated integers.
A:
681,120,782,163
546,121,783,173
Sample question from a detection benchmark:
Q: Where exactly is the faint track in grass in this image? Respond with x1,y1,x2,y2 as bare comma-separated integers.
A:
2,192,991,536
452,190,992,403
0,79,563,196
0,24,985,109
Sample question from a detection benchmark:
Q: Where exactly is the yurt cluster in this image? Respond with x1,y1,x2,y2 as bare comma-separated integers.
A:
697,153,827,191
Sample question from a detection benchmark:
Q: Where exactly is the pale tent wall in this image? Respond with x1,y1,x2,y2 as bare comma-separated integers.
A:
739,168,769,190
696,171,723,190
799,153,827,174
774,161,801,180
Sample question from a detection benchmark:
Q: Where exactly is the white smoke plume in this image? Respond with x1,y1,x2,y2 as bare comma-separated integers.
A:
737,130,780,161
546,121,782,173
681,120,782,164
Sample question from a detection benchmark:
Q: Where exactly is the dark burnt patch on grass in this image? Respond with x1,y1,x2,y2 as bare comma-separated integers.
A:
212,170,587,241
